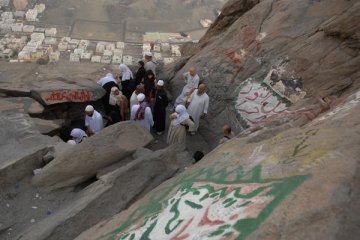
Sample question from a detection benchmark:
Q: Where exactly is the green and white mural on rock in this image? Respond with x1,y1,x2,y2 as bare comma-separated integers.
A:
99,166,309,240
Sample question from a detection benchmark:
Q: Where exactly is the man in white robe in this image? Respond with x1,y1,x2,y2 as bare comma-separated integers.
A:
187,84,209,132
119,64,134,100
85,105,104,136
175,68,200,106
131,93,154,131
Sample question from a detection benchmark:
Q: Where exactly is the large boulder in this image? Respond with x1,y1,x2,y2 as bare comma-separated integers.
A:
0,62,107,105
75,90,360,240
32,121,154,190
31,118,65,135
30,77,106,106
0,112,60,188
16,145,185,240
0,97,44,116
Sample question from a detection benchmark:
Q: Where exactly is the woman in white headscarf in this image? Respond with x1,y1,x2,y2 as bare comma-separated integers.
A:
70,128,88,144
166,105,195,146
109,87,129,121
119,64,134,100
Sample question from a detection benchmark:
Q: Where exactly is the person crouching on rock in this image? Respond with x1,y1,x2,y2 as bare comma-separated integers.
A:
130,93,154,131
109,87,129,121
85,105,104,136
70,128,88,144
167,105,195,146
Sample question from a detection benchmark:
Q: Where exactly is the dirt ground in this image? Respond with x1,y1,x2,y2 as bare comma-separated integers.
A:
0,177,79,240
39,0,225,42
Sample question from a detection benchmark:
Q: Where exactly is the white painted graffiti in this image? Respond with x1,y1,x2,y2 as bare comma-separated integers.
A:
310,91,360,125
114,182,276,240
235,81,287,126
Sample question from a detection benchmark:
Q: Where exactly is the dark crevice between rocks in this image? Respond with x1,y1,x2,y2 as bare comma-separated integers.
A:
35,100,104,141
0,147,50,189
72,176,99,193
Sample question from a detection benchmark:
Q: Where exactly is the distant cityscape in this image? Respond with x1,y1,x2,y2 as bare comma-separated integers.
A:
0,1,215,66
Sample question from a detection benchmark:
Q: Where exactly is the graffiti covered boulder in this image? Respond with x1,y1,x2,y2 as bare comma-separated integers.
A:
75,91,360,240
167,0,359,146
30,78,106,105
94,166,307,240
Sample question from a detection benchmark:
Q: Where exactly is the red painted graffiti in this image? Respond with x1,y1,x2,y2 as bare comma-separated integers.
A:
217,48,244,71
45,90,92,102
241,26,257,47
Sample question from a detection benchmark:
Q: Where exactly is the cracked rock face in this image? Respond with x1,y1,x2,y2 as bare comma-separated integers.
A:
32,121,154,191
168,0,359,145
72,1,360,239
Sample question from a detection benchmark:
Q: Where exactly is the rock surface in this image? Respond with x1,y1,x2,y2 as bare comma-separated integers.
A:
0,112,59,188
1,0,360,239
71,0,360,239
75,90,360,240
32,121,154,190
30,78,106,106
0,97,44,116
31,118,64,135
165,0,360,146
16,145,188,240
0,62,108,105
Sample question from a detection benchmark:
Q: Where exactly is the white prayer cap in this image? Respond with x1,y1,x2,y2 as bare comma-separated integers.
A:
67,140,76,145
85,105,94,112
137,93,145,102
157,80,164,86
144,52,152,57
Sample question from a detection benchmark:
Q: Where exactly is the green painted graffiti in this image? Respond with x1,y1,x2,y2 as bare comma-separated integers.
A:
98,166,309,240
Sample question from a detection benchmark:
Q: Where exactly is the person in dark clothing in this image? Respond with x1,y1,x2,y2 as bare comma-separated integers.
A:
119,64,134,101
97,73,119,114
105,110,121,127
153,80,168,135
193,151,204,163
143,70,156,99
135,61,146,86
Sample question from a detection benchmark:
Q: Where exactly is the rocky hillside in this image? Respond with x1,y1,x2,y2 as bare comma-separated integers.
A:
1,0,359,239
77,90,360,240
166,0,359,148
75,0,360,239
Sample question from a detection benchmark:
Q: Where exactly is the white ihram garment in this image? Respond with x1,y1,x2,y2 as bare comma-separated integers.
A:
130,104,154,131
85,110,104,134
175,72,200,106
187,89,209,131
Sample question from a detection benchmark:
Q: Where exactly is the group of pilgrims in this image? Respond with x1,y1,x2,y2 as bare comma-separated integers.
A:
68,52,234,148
